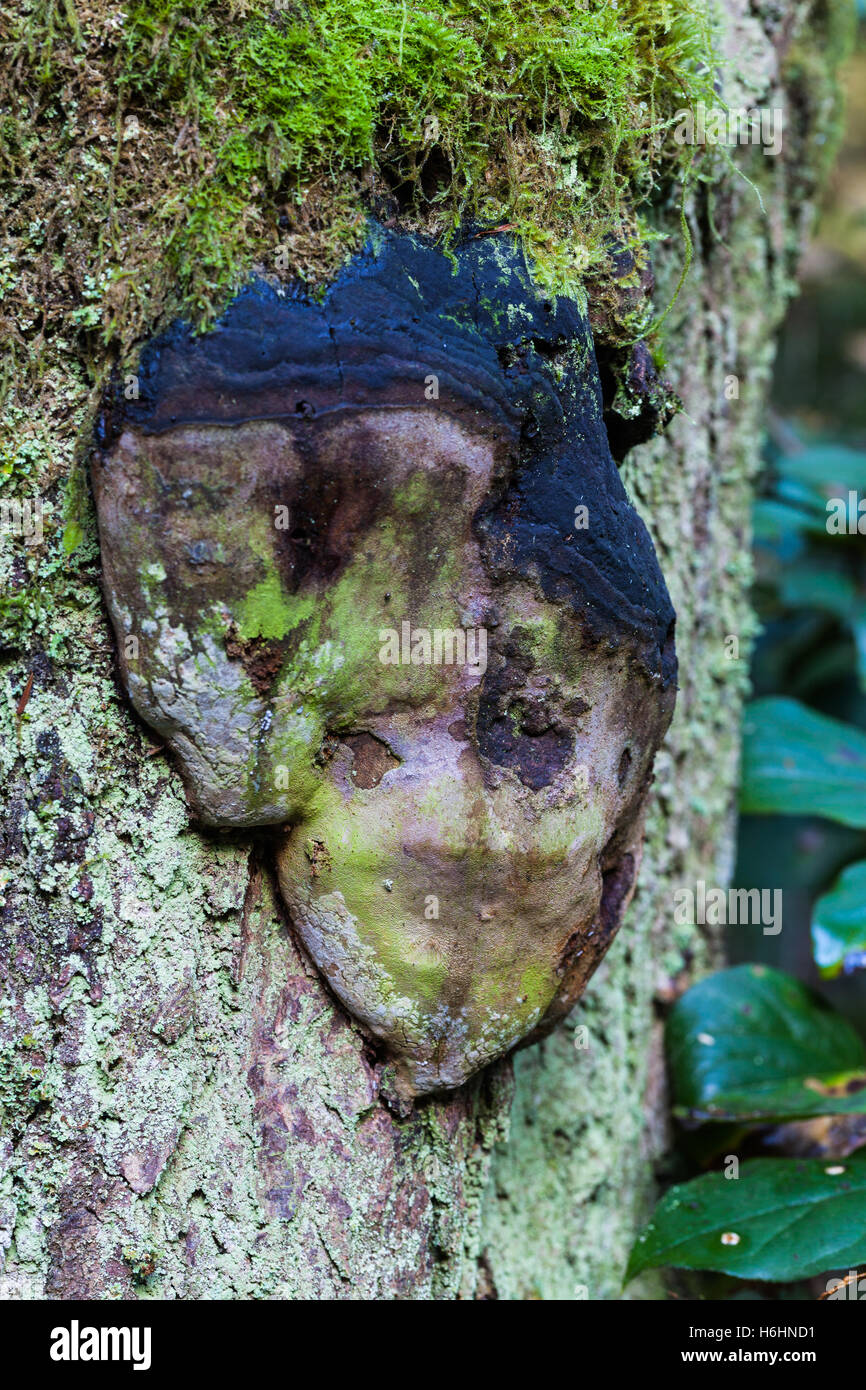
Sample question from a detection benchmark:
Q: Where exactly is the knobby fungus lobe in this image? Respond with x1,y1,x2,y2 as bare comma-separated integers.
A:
92,225,677,1097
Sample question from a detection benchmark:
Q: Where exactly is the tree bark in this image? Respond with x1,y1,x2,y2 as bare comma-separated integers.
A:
0,0,849,1299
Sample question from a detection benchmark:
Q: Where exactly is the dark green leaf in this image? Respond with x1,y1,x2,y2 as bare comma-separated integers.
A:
741,697,866,827
626,1155,866,1282
668,964,866,1121
752,496,824,542
774,476,832,530
753,498,812,544
854,616,866,693
777,560,858,616
813,860,866,978
782,442,866,496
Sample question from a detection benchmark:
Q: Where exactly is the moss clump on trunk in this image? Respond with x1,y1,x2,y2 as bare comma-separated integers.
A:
1,0,716,383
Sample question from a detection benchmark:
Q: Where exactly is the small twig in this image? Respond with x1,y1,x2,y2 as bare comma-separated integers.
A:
14,668,34,743
473,223,515,239
15,669,34,719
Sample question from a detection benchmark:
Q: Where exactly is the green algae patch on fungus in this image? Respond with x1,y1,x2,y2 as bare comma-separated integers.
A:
237,573,314,643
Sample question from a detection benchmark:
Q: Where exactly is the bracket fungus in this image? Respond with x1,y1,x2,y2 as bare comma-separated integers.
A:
92,226,677,1098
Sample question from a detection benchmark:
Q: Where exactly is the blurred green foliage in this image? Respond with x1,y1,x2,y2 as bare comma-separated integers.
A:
737,23,866,994
637,14,866,1299
743,428,866,978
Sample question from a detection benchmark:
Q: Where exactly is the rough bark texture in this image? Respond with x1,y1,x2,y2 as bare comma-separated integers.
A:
0,0,849,1299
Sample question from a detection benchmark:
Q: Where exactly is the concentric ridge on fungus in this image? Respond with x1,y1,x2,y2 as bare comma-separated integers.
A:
92,225,677,1098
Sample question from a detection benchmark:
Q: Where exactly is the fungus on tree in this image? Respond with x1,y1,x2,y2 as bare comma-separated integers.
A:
92,226,677,1097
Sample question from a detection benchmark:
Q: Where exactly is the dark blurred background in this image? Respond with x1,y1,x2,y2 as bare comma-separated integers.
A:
732,9,866,1028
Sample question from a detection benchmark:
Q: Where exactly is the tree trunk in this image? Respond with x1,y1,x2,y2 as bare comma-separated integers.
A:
0,0,849,1299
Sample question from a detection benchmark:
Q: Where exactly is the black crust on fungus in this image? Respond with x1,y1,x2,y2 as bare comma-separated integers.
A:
96,224,677,691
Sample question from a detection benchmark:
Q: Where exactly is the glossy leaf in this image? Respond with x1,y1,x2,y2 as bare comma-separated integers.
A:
627,1156,866,1282
813,860,866,978
668,964,866,1122
741,697,866,827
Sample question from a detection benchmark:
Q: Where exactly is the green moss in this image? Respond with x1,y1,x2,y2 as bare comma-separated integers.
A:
0,0,718,404
122,1243,162,1286
0,1038,53,1136
119,0,714,232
